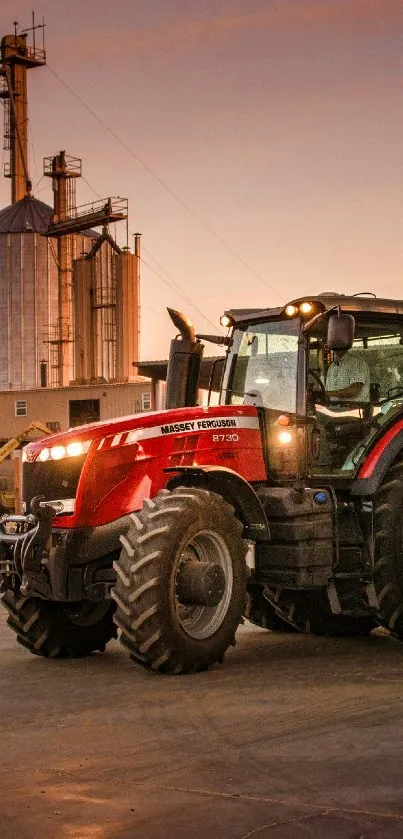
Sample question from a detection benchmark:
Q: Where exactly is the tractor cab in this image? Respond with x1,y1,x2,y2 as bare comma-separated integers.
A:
218,295,403,481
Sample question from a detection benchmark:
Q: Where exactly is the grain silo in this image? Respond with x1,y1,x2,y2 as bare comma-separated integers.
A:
0,195,99,390
0,24,137,390
73,231,141,383
0,196,56,390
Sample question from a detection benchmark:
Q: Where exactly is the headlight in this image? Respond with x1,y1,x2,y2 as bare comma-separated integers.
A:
66,441,86,457
50,445,66,460
35,440,91,463
284,301,315,317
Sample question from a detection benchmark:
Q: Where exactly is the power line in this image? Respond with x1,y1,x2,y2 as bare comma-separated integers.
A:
46,63,284,303
80,174,222,330
140,254,221,333
142,303,171,320
28,105,38,189
141,245,223,330
81,175,102,200
32,173,44,192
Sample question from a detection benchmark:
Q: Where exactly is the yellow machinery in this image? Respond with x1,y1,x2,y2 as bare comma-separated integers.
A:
0,421,50,464
0,422,51,512
0,477,13,512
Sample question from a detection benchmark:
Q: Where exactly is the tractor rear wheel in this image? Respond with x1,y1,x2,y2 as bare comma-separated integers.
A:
260,586,374,637
1,590,117,657
373,459,403,637
112,487,248,674
245,583,298,632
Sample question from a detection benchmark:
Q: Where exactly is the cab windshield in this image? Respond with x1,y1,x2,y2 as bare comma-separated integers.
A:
222,319,300,413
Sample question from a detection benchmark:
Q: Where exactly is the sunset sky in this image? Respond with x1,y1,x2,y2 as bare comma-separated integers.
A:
1,1,403,359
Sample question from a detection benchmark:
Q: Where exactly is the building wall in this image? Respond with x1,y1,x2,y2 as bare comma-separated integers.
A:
0,380,153,440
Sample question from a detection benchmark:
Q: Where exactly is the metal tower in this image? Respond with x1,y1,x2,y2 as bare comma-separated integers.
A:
0,16,46,203
43,151,128,387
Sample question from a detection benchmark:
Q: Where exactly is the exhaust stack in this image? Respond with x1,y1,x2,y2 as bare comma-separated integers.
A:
166,309,204,408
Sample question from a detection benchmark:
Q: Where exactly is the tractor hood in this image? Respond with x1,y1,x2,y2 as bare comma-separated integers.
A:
23,405,259,460
22,404,266,529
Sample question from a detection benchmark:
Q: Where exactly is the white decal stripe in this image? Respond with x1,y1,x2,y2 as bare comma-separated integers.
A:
124,416,259,445
111,433,123,447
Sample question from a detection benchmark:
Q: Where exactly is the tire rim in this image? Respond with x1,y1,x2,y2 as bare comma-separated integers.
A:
175,530,233,640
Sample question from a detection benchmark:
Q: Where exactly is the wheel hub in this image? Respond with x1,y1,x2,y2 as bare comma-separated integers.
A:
176,560,226,607
174,528,234,640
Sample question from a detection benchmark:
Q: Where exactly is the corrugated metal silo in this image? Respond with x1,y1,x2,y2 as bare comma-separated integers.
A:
73,234,140,383
0,196,57,390
115,248,140,380
0,195,97,390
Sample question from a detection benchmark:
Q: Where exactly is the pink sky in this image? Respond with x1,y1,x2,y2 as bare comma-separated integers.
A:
1,0,403,359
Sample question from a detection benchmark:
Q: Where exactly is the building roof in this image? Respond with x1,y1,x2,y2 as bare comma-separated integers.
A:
0,195,53,234
137,357,224,391
0,195,99,237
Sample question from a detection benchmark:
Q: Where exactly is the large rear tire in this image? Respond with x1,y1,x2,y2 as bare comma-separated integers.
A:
373,459,403,636
112,487,248,674
1,591,117,657
245,583,298,632
261,585,375,637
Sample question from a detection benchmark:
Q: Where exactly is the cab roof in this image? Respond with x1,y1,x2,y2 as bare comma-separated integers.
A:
225,293,403,325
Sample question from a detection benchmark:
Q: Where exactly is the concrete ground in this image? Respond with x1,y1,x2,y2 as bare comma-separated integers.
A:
1,610,403,839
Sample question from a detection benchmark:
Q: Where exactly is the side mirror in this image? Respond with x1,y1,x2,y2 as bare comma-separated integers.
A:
327,312,355,350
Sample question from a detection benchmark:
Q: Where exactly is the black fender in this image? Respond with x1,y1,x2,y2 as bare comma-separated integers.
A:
164,465,270,541
351,427,403,496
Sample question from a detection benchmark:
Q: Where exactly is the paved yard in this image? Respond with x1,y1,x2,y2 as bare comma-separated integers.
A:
1,608,403,838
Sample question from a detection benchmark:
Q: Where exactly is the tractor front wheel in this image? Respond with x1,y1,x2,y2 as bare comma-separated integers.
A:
112,487,248,674
1,591,117,657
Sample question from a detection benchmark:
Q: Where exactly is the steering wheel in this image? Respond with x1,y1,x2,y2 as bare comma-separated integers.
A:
308,369,327,399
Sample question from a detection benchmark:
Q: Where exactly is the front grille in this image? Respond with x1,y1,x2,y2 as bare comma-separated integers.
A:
23,455,87,507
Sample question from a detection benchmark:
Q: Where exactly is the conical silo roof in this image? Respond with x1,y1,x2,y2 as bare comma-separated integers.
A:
0,195,99,237
0,195,52,234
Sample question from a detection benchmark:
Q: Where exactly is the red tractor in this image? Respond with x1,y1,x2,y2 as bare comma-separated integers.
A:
2,293,403,673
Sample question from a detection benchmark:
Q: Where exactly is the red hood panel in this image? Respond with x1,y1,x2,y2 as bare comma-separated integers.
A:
23,405,267,528
24,405,260,456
